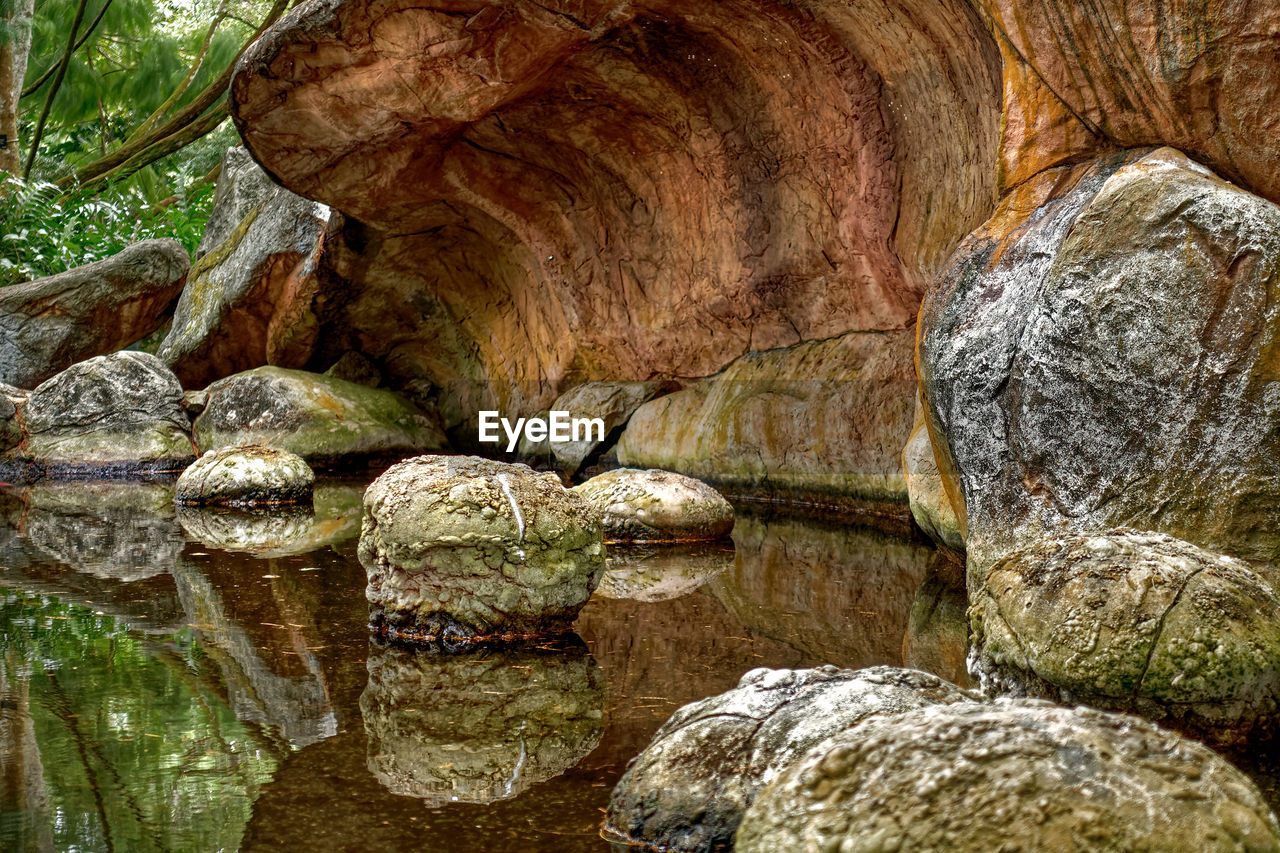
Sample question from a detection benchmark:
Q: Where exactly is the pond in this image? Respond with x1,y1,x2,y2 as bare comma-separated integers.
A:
0,479,999,851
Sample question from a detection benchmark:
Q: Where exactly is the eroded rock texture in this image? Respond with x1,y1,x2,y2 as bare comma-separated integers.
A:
230,0,1001,434
159,147,337,388
736,700,1280,853
0,240,189,388
971,529,1280,747
979,0,1280,203
920,147,1280,581
606,666,973,853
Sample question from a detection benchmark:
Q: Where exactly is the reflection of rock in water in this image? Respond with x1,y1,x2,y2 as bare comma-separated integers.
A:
170,556,337,748
902,557,970,688
596,542,735,602
177,484,363,556
21,482,182,581
707,513,933,668
360,638,604,805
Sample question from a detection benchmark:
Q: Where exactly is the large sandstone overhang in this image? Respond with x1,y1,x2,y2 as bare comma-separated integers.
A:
230,0,1003,429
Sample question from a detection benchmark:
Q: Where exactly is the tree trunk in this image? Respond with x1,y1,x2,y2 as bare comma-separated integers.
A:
0,0,36,178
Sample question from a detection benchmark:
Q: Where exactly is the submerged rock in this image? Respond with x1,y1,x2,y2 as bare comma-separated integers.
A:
360,638,603,805
0,239,189,388
193,366,446,466
736,699,1280,853
175,446,314,507
971,529,1280,747
573,468,734,542
176,483,363,556
920,148,1280,582
159,147,337,388
359,455,605,642
606,666,973,852
15,351,193,477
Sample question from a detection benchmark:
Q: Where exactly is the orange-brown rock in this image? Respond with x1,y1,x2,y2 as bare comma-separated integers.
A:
231,0,1002,433
980,0,1280,203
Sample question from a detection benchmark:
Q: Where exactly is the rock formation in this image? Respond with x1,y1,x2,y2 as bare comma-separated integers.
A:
540,380,671,475
0,239,189,389
606,666,973,852
736,699,1280,853
573,468,734,542
359,455,605,642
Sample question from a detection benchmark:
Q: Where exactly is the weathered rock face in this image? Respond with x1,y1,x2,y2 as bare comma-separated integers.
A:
359,455,605,641
619,330,917,508
359,639,604,805
158,147,337,389
573,468,734,543
0,392,20,453
982,0,1280,205
971,529,1280,747
10,352,194,477
902,393,963,553
536,380,671,474
736,699,1280,853
230,0,1001,431
606,666,973,852
176,483,363,556
920,147,1280,581
0,240,190,389
193,366,446,465
175,446,315,507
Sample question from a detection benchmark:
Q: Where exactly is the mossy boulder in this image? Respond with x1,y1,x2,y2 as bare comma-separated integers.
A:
574,468,734,542
737,700,1280,853
359,455,605,642
175,445,314,506
193,366,446,466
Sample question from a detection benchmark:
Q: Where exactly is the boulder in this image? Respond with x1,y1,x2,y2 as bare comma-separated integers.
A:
595,542,735,602
192,366,446,466
175,446,314,507
606,666,973,852
736,699,1280,853
0,239,189,388
544,380,672,474
901,392,963,553
176,483,363,557
359,455,606,642
618,330,917,508
920,148,1280,582
359,638,604,804
158,147,337,388
971,529,1280,747
14,351,193,477
573,468,734,542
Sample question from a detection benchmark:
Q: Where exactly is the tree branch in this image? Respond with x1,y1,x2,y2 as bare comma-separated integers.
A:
20,0,113,100
22,0,92,179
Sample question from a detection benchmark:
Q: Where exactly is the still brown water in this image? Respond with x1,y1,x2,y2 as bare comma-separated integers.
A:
0,479,969,852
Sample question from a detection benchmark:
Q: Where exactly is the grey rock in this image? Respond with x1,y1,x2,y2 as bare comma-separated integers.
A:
546,380,671,474
606,666,974,852
359,455,605,641
574,468,734,542
736,699,1280,853
0,239,189,388
175,445,314,506
971,529,1280,747
359,639,604,805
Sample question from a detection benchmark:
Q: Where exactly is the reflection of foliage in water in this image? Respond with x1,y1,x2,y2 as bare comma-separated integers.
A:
0,590,278,853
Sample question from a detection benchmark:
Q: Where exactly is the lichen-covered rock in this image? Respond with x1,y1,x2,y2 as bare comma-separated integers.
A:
175,446,314,507
193,366,445,466
0,392,20,453
901,392,963,553
359,455,605,642
176,484,363,556
159,147,337,388
0,239,189,388
15,351,194,477
736,699,1280,853
595,542,735,602
573,468,733,542
543,380,672,474
920,147,1280,583
618,330,916,508
970,529,1280,747
359,638,603,804
606,666,974,852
